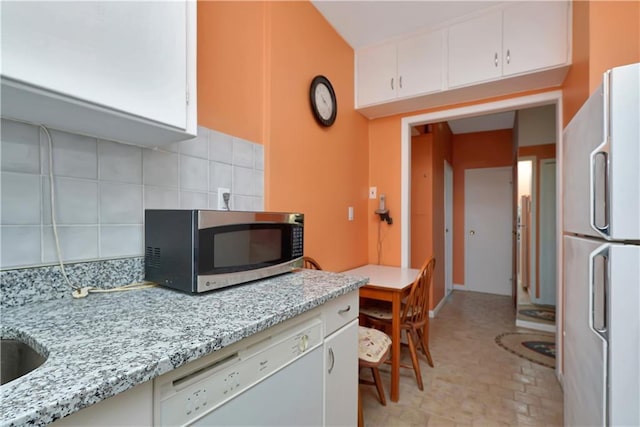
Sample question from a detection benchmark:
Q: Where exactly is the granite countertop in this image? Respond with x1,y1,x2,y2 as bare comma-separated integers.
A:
0,269,367,426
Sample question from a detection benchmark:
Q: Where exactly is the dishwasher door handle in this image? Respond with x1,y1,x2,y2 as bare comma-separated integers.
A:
328,347,335,374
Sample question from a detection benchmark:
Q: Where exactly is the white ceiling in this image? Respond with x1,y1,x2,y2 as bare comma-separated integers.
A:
448,111,516,135
311,1,500,49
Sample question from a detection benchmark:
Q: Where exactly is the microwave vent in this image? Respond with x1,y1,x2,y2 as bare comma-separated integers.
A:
145,246,161,269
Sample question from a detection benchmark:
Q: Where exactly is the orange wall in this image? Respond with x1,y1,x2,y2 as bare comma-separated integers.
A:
562,0,640,126
266,2,369,272
197,1,265,144
197,1,369,272
452,130,514,286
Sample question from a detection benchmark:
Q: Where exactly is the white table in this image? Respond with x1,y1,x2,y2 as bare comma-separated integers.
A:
342,264,419,402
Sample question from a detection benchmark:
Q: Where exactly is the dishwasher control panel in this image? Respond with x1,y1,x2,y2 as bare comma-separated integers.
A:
154,317,323,426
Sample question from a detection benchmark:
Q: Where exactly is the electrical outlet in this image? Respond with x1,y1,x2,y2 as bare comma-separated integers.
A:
369,187,377,199
217,188,230,210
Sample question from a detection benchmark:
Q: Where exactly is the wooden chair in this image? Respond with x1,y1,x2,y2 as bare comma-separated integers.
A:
358,326,392,426
359,257,436,390
303,256,322,270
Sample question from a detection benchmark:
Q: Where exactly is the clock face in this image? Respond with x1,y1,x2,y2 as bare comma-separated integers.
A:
309,75,337,127
314,84,334,120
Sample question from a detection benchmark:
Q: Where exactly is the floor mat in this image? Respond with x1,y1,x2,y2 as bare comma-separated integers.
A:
495,332,555,368
518,305,556,323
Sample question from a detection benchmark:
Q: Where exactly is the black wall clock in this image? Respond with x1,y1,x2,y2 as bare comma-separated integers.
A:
309,75,337,127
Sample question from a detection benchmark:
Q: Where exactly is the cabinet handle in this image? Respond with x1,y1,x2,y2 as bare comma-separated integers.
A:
338,305,351,315
494,52,498,67
328,348,335,374
506,49,511,64
399,75,403,89
391,77,395,90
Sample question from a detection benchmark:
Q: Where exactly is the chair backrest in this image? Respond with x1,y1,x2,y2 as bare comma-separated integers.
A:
401,257,436,326
303,256,322,270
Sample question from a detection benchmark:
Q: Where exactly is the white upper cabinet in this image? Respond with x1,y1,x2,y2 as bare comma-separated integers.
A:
502,1,570,77
356,1,570,118
448,1,570,89
1,1,197,146
357,30,444,107
448,11,503,88
397,32,444,99
357,43,397,106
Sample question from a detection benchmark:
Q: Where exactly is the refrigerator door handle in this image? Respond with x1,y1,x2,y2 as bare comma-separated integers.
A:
589,140,611,238
589,244,609,340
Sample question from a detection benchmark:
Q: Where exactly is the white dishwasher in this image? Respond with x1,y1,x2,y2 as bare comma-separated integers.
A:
154,316,324,426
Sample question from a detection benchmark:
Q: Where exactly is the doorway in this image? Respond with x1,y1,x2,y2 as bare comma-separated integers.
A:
400,90,564,374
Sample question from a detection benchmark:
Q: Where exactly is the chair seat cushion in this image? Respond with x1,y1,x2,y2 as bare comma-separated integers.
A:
360,303,421,321
358,326,392,364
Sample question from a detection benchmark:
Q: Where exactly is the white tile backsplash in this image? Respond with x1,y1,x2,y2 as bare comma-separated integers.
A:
1,172,41,225
0,226,41,267
42,177,99,225
180,126,209,159
143,149,178,188
210,161,233,192
209,130,233,164
233,138,254,168
180,156,208,192
98,140,142,184
233,166,254,196
100,225,143,258
42,226,99,263
0,120,264,268
180,191,208,209
144,186,179,210
41,128,98,179
0,119,41,174
100,182,143,224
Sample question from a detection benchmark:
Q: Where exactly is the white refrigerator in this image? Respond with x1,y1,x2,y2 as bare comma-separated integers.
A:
563,62,640,426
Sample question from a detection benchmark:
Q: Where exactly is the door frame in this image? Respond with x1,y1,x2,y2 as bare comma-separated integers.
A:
444,159,453,296
398,90,564,381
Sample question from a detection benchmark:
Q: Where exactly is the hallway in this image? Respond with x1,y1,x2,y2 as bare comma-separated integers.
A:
361,291,564,426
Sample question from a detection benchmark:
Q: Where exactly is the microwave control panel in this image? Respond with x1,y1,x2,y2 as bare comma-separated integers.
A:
292,226,303,258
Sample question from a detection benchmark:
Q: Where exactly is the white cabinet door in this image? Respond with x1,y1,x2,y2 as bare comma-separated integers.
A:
324,319,358,427
356,43,397,106
1,1,191,136
503,1,569,77
448,10,502,88
397,30,444,98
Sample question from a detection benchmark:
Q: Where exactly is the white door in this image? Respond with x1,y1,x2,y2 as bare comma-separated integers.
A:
465,167,513,295
534,159,557,305
356,43,397,106
444,160,454,295
324,320,358,427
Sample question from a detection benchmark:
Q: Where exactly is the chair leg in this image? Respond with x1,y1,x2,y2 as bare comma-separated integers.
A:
358,387,364,427
406,329,424,391
370,367,387,406
416,327,434,367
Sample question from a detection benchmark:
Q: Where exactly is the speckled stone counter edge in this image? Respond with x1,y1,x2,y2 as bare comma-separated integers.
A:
0,257,144,308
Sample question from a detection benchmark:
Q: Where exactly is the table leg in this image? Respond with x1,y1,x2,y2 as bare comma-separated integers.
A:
390,292,401,402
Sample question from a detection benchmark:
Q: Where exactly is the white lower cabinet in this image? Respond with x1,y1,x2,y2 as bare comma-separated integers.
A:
324,319,359,427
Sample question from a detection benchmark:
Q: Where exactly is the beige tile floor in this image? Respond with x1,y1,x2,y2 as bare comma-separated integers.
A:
360,291,564,426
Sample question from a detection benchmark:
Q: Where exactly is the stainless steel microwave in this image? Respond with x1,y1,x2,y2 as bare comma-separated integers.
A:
145,210,304,293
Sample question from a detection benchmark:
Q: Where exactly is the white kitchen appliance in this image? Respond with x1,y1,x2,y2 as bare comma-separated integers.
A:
563,62,640,426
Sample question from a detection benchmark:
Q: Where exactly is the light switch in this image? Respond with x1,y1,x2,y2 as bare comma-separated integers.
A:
348,206,354,221
369,187,377,199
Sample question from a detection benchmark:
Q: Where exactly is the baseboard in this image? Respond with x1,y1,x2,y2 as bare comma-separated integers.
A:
453,283,466,291
516,319,557,333
429,294,448,318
